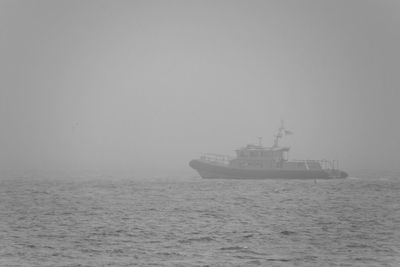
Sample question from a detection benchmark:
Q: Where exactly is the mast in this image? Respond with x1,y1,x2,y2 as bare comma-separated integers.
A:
273,120,292,147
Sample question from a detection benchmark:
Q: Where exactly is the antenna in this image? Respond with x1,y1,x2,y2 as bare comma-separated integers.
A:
273,120,293,147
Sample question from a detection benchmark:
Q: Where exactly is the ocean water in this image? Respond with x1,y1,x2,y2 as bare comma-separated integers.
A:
0,175,399,266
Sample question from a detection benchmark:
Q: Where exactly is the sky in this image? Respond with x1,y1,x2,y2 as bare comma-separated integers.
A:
1,0,399,175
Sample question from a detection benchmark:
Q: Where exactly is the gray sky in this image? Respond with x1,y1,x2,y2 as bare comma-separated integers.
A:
1,0,399,174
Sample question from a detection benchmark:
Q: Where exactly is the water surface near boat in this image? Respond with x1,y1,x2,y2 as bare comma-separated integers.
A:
0,175,399,266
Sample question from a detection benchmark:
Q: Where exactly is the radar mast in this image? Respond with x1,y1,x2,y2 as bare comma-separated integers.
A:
273,120,293,147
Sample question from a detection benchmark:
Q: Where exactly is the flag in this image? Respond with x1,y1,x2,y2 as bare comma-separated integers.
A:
284,130,293,135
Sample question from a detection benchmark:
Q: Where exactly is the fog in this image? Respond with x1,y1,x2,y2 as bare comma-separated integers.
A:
1,1,399,176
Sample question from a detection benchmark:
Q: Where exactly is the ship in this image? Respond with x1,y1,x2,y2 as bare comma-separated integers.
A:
189,122,348,179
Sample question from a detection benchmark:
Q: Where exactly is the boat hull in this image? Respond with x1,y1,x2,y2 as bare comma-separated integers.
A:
189,159,347,179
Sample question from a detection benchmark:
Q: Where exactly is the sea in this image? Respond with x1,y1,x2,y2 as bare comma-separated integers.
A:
0,173,399,267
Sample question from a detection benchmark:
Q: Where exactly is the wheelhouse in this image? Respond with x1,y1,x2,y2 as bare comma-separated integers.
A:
230,144,290,168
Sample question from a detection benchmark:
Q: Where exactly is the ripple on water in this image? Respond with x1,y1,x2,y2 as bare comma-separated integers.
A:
0,177,399,266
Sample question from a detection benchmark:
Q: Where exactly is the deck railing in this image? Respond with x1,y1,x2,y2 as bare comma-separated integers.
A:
200,154,339,170
200,153,234,165
291,159,338,170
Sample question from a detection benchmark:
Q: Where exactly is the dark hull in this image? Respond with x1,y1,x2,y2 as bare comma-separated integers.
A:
189,160,347,179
